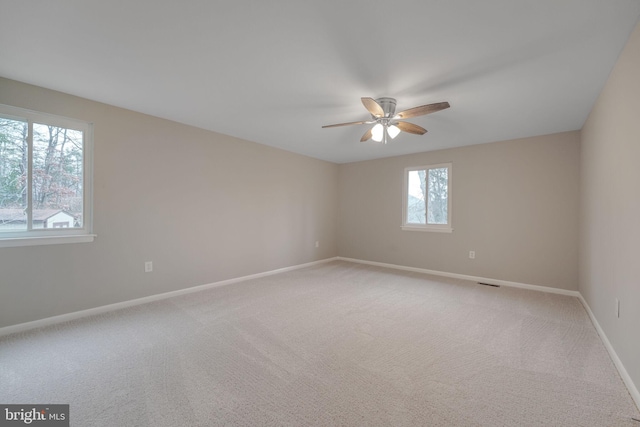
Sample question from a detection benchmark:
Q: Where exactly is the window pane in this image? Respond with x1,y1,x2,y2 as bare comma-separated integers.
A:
407,170,426,224
427,167,448,224
32,123,83,229
0,116,28,231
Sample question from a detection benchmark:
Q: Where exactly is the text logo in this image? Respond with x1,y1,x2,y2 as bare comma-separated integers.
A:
1,405,69,426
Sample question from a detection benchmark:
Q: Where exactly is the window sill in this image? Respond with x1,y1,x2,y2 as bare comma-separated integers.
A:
0,234,96,248
401,226,453,233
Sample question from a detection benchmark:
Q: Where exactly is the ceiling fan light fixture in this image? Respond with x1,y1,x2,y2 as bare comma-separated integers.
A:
371,123,384,142
387,124,400,139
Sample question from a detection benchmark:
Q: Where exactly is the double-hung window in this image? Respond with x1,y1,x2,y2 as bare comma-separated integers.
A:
402,163,452,232
0,104,94,247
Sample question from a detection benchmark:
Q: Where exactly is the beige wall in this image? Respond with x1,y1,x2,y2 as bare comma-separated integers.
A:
338,131,580,290
580,22,640,391
0,77,338,328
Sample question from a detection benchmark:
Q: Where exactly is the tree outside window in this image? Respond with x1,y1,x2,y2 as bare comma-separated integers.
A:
403,163,452,232
0,104,92,245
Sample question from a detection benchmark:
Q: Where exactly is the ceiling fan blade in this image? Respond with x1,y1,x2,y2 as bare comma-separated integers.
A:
397,121,427,135
322,120,370,128
360,128,373,142
394,102,450,119
361,97,384,118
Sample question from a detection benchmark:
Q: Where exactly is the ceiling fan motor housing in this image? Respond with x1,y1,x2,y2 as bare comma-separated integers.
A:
375,97,397,118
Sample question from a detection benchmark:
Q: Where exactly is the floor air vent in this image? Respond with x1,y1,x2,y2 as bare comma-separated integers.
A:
477,282,500,288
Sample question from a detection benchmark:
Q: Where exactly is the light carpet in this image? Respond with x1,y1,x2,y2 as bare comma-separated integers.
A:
1,261,638,426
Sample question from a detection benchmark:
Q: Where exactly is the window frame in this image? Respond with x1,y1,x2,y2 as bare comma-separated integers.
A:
0,104,95,248
402,162,453,233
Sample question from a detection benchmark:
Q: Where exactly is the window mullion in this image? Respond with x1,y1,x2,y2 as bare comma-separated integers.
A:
26,121,33,231
425,169,430,225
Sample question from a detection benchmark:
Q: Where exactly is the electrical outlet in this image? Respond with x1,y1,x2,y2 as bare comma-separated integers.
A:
469,251,475,259
315,241,319,248
144,261,153,273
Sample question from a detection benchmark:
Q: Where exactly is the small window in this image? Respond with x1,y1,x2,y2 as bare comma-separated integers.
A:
402,163,452,232
0,104,94,247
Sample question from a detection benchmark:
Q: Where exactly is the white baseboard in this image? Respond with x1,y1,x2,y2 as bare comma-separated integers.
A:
337,257,580,297
577,294,640,412
0,257,339,337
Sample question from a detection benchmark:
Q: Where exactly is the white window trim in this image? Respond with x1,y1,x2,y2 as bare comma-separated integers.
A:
0,104,95,248
0,234,96,248
402,163,453,233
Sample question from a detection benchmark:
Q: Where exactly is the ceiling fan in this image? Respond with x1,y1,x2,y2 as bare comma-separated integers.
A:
322,97,450,144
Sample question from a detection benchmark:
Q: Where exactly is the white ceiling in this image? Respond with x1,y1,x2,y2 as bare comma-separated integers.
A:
1,1,639,163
